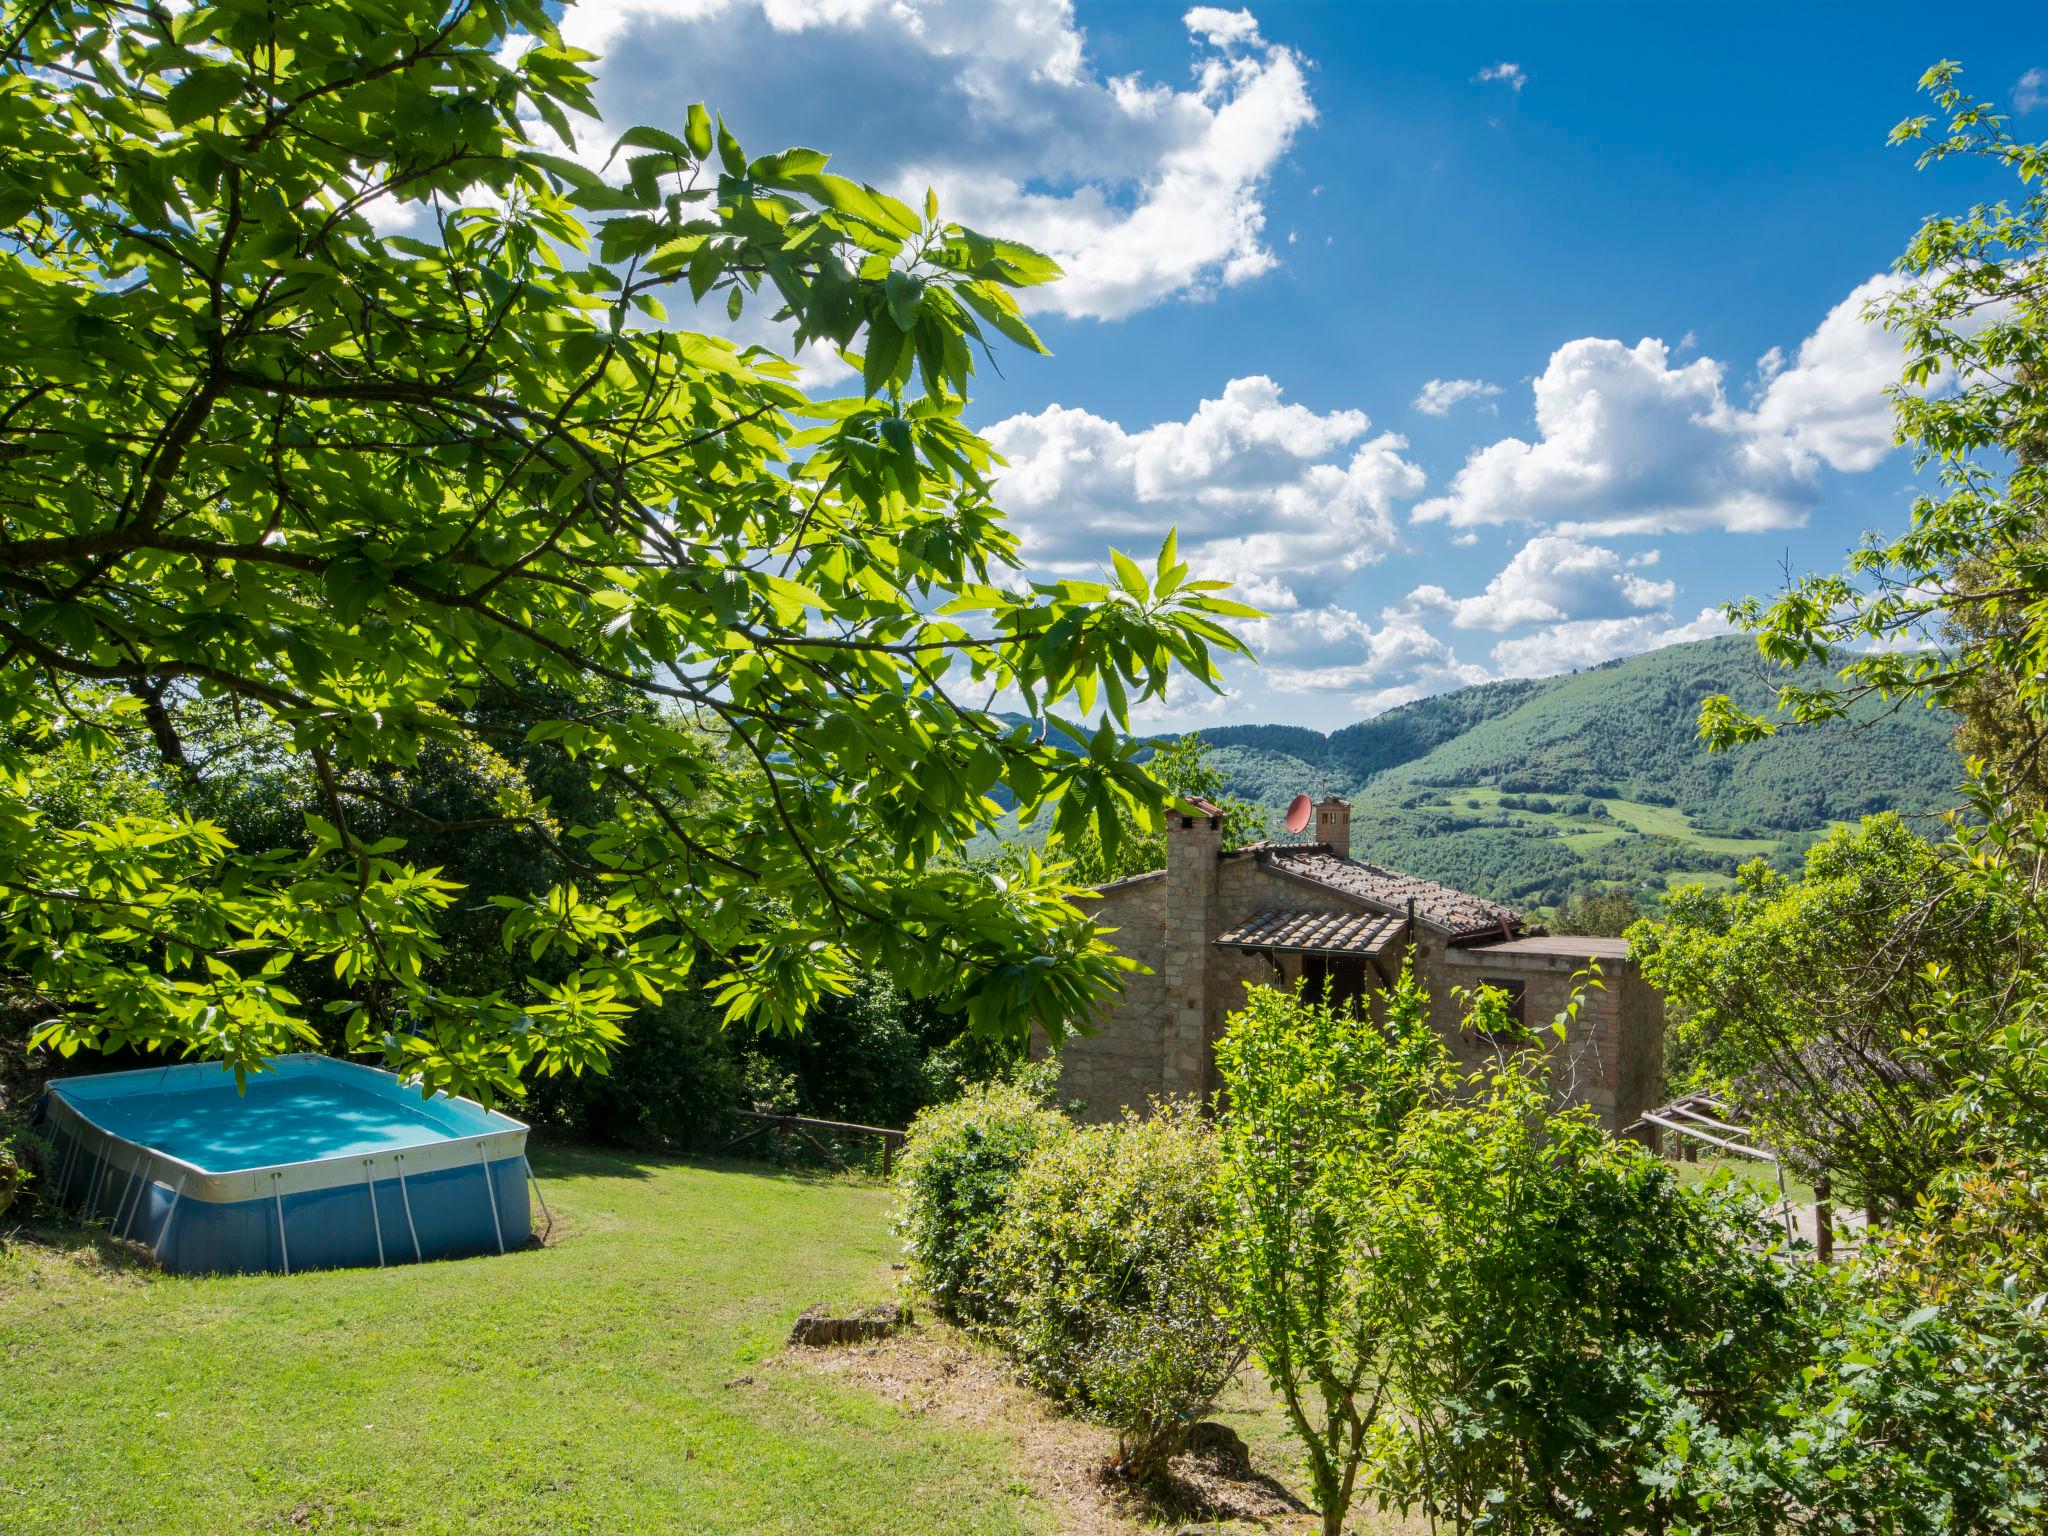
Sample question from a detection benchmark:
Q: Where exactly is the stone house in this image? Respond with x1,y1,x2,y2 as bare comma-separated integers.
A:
1044,795,1664,1135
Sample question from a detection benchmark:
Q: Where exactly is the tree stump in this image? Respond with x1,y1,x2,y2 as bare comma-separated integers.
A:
787,1301,907,1348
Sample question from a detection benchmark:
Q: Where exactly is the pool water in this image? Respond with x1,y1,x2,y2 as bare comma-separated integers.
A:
77,1074,497,1173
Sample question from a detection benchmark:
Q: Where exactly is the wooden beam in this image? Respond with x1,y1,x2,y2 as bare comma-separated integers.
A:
1663,1104,1756,1139
1637,1112,1780,1163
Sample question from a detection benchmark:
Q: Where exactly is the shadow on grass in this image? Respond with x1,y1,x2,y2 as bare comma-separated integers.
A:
1132,1432,1313,1528
527,1136,891,1190
0,1213,163,1279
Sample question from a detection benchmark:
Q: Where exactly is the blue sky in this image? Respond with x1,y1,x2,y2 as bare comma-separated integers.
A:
534,0,2044,728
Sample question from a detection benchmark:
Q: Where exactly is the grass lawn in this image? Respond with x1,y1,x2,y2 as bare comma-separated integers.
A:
1669,1151,1818,1210
0,1147,1064,1536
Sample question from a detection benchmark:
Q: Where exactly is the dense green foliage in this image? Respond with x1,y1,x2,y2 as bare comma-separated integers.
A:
1214,974,1811,1536
1062,733,1262,886
1549,887,1645,937
897,1084,1243,1484
0,0,1251,1101
892,1070,1069,1319
1213,975,1439,1536
981,1104,1241,1481
1200,636,1959,907
1631,813,2028,1212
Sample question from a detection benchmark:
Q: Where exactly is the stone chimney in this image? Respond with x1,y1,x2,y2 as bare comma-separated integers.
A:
1161,798,1223,1097
1314,795,1351,855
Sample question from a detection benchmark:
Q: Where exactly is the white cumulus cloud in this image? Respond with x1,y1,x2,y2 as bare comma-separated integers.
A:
1398,535,1676,631
2017,67,2048,114
1412,276,1916,535
1745,274,1910,473
1413,377,1503,416
1490,608,1733,678
986,375,1423,611
550,0,1316,320
1474,62,1526,91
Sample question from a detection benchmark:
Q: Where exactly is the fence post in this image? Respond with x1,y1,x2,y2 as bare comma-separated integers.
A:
1814,1173,1833,1262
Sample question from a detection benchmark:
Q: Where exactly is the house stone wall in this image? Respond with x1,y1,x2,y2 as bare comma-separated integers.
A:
1434,945,1662,1133
1044,812,1666,1133
1055,873,1171,1117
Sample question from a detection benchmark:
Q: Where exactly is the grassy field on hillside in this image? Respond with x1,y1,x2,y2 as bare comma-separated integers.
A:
1393,785,1789,898
0,1147,1375,1536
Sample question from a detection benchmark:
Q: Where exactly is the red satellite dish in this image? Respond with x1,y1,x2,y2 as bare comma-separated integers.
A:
1285,793,1312,835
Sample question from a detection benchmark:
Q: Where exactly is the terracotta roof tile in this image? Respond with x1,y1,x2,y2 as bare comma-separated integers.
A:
1213,907,1407,957
1256,846,1521,939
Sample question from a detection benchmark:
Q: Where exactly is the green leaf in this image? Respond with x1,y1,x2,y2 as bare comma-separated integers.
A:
1110,549,1149,603
862,323,906,398
780,173,919,239
885,269,924,332
165,66,244,126
613,125,691,159
683,103,714,159
716,115,746,176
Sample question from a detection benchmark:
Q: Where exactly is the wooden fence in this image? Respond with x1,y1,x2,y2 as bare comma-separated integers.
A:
717,1109,906,1177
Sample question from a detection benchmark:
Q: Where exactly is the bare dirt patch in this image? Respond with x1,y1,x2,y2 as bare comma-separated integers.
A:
784,1320,1322,1535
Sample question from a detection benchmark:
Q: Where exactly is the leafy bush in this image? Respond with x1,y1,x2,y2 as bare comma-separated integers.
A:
1217,969,1810,1536
1371,1077,1812,1534
985,1103,1242,1480
0,1121,45,1220
1639,1262,2048,1535
894,1068,1070,1320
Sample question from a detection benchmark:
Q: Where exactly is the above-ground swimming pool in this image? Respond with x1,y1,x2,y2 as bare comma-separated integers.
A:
38,1054,531,1275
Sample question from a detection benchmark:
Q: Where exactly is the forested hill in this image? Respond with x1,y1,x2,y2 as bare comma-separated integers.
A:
1196,635,1961,909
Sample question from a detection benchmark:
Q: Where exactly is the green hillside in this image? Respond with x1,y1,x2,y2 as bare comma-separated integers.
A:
1198,636,1962,909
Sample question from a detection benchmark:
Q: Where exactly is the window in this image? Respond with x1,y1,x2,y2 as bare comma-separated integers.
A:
1469,977,1528,1045
1301,954,1370,1016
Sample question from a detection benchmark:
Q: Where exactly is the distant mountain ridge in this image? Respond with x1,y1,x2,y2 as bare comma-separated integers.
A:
1191,635,1960,909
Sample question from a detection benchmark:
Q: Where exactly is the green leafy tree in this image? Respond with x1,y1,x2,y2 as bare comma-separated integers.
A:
0,0,1254,1100
1629,816,2032,1212
1369,989,1809,1536
1213,967,1447,1536
1549,886,1643,938
1219,970,1812,1536
1700,64,2048,781
1063,732,1263,886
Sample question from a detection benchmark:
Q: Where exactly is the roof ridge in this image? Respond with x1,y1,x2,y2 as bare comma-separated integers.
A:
1255,844,1521,939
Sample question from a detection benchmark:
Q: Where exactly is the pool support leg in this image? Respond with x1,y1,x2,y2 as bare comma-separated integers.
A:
112,1152,146,1241
478,1141,505,1255
395,1154,422,1263
54,1128,78,1211
364,1158,386,1267
524,1156,553,1245
154,1173,186,1262
271,1171,291,1276
86,1143,108,1221
108,1152,135,1236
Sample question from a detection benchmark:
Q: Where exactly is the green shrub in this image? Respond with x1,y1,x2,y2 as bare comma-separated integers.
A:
894,1068,1069,1320
985,1103,1242,1480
